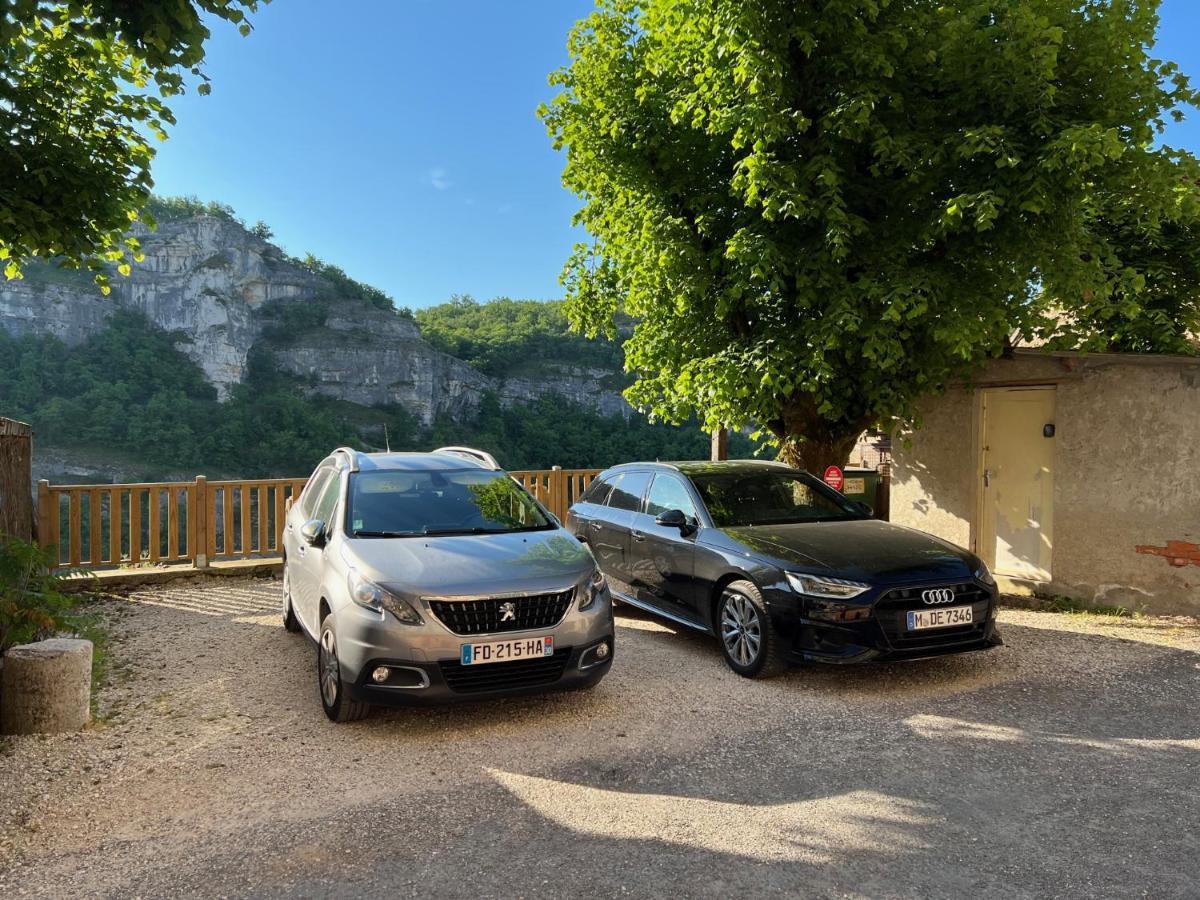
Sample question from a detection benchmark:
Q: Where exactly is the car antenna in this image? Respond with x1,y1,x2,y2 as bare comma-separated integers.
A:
383,424,391,452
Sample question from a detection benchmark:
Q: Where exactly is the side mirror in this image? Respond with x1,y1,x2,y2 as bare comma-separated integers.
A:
654,509,695,533
300,519,327,547
850,500,873,517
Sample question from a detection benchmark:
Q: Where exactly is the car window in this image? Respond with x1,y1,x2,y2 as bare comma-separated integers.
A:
606,471,651,512
579,476,613,506
346,469,552,537
311,472,341,526
646,474,697,519
299,466,334,518
690,470,865,527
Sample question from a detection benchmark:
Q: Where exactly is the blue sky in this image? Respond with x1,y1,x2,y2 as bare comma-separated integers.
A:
149,0,1200,311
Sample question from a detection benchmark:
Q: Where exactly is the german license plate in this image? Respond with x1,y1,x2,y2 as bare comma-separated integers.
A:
906,606,973,630
461,635,554,666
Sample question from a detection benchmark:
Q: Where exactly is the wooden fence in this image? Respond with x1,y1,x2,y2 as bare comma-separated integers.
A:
38,468,599,572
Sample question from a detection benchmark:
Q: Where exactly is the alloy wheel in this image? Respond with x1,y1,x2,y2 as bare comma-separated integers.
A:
721,590,762,667
319,627,340,707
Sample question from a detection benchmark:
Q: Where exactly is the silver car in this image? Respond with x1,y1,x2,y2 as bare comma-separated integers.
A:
281,446,615,721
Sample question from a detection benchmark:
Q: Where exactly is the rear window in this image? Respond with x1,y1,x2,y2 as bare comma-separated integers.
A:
347,470,552,537
607,471,650,512
579,476,613,506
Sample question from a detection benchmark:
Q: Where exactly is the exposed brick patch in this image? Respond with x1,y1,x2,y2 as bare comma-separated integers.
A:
1135,540,1200,568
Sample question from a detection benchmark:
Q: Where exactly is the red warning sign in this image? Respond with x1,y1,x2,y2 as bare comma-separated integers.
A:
823,465,844,492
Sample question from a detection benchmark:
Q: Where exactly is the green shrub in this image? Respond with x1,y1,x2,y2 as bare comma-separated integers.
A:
0,537,81,654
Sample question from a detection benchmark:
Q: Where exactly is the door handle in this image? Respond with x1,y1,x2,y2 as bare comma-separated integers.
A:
631,530,646,542
588,521,602,531
983,468,991,488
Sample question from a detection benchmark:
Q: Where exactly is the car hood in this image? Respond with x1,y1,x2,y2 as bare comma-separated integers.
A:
717,519,977,583
343,529,593,598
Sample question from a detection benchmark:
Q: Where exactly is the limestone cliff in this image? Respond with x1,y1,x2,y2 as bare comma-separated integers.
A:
0,215,632,423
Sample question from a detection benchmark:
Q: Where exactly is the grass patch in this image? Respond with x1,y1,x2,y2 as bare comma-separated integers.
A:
1002,592,1138,618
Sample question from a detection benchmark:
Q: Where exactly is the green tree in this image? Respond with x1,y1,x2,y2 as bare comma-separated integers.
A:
0,1,262,291
542,0,1200,471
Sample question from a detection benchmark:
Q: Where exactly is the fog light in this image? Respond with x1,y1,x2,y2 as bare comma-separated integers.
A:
371,666,390,684
595,642,610,659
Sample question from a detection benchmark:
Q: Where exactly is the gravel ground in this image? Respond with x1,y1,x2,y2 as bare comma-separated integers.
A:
1,576,1198,898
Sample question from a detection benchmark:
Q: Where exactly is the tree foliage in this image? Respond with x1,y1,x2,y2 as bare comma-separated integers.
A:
415,295,625,377
0,1,262,291
542,0,1200,470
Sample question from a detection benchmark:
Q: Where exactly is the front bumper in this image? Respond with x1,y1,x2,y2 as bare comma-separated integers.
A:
347,640,613,706
332,590,615,706
765,579,1003,664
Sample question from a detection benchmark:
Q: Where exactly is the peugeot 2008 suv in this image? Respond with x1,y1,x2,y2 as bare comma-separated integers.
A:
282,446,614,721
566,460,1000,678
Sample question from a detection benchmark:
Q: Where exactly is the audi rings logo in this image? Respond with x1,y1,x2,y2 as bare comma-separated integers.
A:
921,588,956,605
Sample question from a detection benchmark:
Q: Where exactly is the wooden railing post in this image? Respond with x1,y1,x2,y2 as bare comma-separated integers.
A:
36,479,51,550
194,476,209,569
550,466,565,520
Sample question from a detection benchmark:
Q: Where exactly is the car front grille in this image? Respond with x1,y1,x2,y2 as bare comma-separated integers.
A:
439,649,572,694
427,589,575,636
874,583,992,651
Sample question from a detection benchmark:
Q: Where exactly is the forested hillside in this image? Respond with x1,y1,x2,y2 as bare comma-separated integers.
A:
1,310,751,480
0,199,759,480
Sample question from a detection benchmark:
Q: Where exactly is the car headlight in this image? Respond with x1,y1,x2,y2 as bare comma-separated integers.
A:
975,561,996,586
579,568,607,611
348,570,423,625
785,572,871,599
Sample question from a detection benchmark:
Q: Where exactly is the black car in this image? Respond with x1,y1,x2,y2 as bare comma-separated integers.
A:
566,460,1001,677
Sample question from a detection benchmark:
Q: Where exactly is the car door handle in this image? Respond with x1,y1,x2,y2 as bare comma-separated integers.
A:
631,530,646,542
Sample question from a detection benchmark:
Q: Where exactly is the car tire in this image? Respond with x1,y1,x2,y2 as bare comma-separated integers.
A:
717,580,786,679
282,560,302,633
317,615,370,723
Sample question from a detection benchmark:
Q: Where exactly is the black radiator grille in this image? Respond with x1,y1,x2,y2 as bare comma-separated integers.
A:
874,583,991,651
439,649,572,694
428,589,575,636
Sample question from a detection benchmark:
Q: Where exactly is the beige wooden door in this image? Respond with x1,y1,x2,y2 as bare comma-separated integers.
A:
978,387,1056,579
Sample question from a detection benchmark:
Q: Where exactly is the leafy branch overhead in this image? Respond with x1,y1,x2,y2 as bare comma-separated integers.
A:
0,1,263,292
541,0,1200,471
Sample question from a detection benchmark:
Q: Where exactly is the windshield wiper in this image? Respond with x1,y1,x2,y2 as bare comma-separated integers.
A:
419,524,555,536
352,530,421,538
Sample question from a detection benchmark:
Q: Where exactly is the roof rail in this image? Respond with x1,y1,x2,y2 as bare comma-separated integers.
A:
332,446,361,472
433,446,500,470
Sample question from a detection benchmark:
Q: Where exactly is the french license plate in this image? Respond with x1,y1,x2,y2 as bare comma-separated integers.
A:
461,635,554,666
906,606,973,631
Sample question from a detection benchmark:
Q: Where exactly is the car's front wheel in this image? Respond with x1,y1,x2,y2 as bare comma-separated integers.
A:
317,616,370,723
717,580,786,678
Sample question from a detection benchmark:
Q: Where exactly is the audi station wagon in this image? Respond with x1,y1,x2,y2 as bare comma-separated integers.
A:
281,446,615,721
566,460,1001,678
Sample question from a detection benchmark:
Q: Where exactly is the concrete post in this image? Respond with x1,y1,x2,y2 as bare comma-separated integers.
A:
0,639,92,734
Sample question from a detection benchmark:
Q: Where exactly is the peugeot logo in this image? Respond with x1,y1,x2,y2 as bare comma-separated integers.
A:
499,601,517,623
921,588,956,605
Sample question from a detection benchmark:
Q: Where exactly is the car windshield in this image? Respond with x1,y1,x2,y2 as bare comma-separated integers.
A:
690,470,868,527
346,469,552,537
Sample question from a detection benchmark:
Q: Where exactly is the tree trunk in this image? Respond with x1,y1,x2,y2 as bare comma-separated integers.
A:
0,418,34,542
768,396,869,475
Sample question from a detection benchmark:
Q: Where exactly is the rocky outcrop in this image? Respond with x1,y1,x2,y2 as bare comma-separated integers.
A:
0,215,632,419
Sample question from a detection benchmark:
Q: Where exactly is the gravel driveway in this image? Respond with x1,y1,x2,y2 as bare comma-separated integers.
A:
1,576,1198,898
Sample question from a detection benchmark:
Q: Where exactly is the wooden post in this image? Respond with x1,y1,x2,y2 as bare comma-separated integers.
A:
193,476,209,569
550,466,566,520
0,417,34,542
37,479,52,551
875,465,892,522
711,427,729,462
